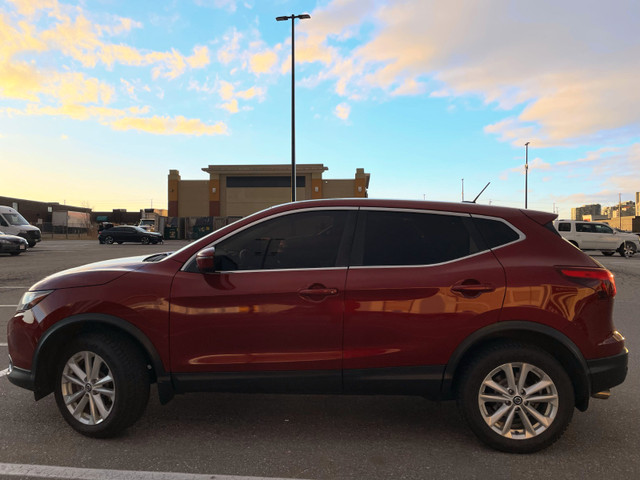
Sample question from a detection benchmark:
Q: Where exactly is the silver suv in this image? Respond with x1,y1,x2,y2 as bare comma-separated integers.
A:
554,219,640,257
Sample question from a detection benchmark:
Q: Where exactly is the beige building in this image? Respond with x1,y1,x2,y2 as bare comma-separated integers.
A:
168,164,370,218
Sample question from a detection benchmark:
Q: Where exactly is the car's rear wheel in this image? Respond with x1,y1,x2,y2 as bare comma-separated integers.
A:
104,236,114,245
458,343,574,453
141,236,150,245
619,241,636,257
54,333,150,438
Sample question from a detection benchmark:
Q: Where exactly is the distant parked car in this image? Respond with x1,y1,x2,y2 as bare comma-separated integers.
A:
98,226,163,245
0,230,29,255
554,219,640,256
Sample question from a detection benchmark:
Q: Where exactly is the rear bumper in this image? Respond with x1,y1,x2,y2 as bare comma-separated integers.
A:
588,349,628,394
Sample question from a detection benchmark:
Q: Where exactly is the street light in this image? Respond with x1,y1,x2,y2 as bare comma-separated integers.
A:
276,13,311,202
524,141,530,209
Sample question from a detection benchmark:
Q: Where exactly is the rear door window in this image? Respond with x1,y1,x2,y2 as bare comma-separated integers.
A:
351,210,481,267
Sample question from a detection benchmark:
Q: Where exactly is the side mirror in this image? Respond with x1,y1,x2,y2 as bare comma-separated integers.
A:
196,247,216,273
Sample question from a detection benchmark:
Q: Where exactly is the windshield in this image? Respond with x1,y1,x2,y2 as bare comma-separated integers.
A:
2,212,29,226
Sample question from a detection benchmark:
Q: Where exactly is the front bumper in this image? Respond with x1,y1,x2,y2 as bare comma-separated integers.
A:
7,356,35,391
588,349,628,394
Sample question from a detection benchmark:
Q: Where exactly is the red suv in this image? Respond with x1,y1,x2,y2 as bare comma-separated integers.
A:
7,199,627,452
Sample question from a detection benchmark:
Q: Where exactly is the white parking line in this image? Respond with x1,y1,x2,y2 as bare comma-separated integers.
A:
0,368,9,378
0,287,28,289
0,343,8,347
0,305,17,307
0,463,308,480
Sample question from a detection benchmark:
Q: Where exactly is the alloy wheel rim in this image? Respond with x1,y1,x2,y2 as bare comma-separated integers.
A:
477,362,558,440
61,351,116,425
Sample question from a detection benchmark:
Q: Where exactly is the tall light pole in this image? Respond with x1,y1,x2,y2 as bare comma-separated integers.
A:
276,13,311,202
524,141,530,209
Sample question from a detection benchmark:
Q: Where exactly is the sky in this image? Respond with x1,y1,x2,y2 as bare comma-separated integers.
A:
1,0,639,218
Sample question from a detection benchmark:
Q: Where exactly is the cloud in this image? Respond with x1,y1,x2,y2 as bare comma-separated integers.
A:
217,28,242,64
110,115,229,136
8,4,210,80
281,0,640,145
249,50,278,74
195,0,237,12
334,102,351,120
236,86,264,100
220,99,239,113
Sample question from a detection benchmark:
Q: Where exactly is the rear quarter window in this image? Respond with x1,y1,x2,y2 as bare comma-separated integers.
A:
472,217,521,248
557,222,571,232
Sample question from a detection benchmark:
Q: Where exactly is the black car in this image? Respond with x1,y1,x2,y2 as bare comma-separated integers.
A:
0,231,29,255
98,226,163,245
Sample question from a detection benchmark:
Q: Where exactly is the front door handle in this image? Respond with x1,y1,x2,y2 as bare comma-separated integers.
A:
298,288,338,296
298,284,339,301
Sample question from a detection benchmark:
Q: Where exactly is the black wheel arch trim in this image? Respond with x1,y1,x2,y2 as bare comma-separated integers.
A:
442,320,591,409
32,313,174,404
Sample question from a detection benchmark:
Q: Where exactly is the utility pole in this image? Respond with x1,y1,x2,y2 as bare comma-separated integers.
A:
461,178,464,202
276,13,311,202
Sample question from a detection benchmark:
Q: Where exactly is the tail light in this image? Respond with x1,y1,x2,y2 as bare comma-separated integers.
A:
559,267,616,297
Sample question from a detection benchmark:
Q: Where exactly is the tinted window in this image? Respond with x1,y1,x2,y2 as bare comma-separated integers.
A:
356,211,479,266
576,223,594,233
557,222,571,232
473,217,521,248
214,210,351,271
594,224,613,234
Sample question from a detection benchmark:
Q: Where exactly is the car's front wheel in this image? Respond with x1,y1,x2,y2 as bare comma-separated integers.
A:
457,343,574,453
54,333,150,438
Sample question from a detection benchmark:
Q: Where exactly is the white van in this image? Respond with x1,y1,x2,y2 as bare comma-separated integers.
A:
0,206,42,247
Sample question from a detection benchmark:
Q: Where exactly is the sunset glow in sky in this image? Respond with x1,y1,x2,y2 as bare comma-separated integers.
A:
1,0,639,217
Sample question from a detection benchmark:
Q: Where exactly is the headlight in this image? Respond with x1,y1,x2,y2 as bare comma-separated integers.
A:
17,290,53,312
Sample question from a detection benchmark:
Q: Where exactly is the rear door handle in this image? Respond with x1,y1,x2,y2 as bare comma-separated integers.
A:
451,283,495,297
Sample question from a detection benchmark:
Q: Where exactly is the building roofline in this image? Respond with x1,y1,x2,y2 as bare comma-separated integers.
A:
202,164,329,175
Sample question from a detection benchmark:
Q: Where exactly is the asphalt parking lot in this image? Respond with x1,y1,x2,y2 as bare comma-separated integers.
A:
1,240,638,479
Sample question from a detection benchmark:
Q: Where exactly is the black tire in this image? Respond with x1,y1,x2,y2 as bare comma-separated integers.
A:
141,236,150,245
602,252,615,256
457,343,574,453
10,252,21,256
28,241,36,248
618,242,636,257
104,236,114,245
54,333,150,438
569,241,579,249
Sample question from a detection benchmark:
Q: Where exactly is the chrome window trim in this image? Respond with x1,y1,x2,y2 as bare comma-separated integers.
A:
181,205,526,272
349,248,496,270
216,266,348,274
